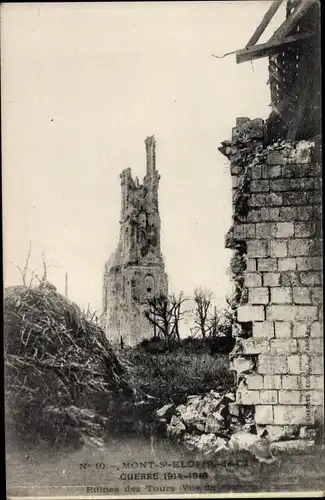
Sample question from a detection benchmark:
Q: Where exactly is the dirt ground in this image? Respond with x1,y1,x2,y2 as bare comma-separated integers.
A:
6,436,325,497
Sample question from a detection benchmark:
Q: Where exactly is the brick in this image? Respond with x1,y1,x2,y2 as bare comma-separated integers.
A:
290,178,315,190
269,240,287,258
314,204,323,220
306,190,322,204
250,165,262,179
292,323,308,338
288,239,311,257
273,405,311,425
265,165,281,178
301,375,324,390
258,258,277,271
294,222,316,237
260,390,278,404
297,206,314,220
282,191,308,206
246,258,257,271
274,321,292,338
234,224,256,240
258,355,287,374
249,287,269,305
269,179,291,191
295,257,322,271
251,180,269,192
246,374,264,390
253,322,274,339
271,287,292,304
266,192,282,206
266,305,317,322
311,356,323,374
293,287,311,304
311,287,323,305
270,339,297,354
263,273,281,287
260,207,270,220
269,207,281,220
256,222,277,239
244,272,262,287
282,375,299,390
238,389,261,405
300,271,322,286
276,222,294,238
267,152,284,166
278,258,296,271
237,304,265,322
279,207,299,221
288,355,310,374
310,322,322,337
255,405,274,424
246,209,261,222
282,163,319,178
249,194,266,207
280,271,300,286
246,240,268,258
278,391,301,405
263,375,281,390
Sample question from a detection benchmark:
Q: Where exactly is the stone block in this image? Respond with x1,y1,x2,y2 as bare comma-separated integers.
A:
245,258,257,271
311,356,323,375
246,374,264,390
237,305,265,322
269,207,281,220
250,165,262,179
246,240,268,258
278,258,296,271
310,322,322,337
293,287,311,304
269,240,287,258
276,222,294,238
292,323,308,338
294,222,316,238
232,356,255,374
249,194,266,207
268,305,318,322
253,322,274,339
311,287,323,304
310,391,323,405
300,271,322,286
265,165,282,178
250,180,269,192
282,191,308,206
274,321,292,338
288,355,310,374
273,405,311,425
258,258,277,271
288,239,311,257
255,405,274,424
260,390,278,404
301,375,324,390
280,271,300,286
237,389,261,405
241,338,268,355
267,151,285,166
290,178,315,190
234,224,256,240
249,287,269,305
263,273,280,287
258,355,287,374
296,257,322,271
270,339,297,354
306,190,322,205
246,209,261,222
269,179,291,191
256,222,277,239
297,206,314,220
279,206,299,221
244,272,262,287
271,287,292,304
278,391,301,405
266,192,282,206
298,338,323,354
282,375,299,390
263,375,281,390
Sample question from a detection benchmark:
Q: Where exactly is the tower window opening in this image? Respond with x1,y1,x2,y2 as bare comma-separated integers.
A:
147,287,152,293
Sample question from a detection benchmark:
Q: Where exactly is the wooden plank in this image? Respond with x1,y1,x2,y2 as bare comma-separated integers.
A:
236,31,314,64
268,0,316,43
246,1,283,47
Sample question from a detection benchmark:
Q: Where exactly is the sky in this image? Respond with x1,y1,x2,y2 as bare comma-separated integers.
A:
2,1,286,315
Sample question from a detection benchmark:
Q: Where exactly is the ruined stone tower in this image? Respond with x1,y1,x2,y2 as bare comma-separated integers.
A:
102,136,168,345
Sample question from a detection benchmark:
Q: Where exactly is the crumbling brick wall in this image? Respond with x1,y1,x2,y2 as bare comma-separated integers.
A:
221,117,323,438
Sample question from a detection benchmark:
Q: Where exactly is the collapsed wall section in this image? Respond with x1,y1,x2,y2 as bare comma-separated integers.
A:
221,117,323,437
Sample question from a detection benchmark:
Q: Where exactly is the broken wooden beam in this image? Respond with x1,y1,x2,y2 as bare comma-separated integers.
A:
245,0,283,47
268,0,316,43
236,30,314,64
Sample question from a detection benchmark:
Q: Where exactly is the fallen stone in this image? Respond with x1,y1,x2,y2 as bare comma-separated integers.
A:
167,415,186,439
229,432,276,464
177,405,206,431
223,392,236,403
270,440,315,453
156,403,175,421
183,433,201,452
256,425,300,442
232,356,254,374
228,403,240,417
300,426,317,440
205,412,224,434
196,434,228,455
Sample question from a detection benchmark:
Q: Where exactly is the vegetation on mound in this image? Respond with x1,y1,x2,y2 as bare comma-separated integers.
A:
4,284,135,451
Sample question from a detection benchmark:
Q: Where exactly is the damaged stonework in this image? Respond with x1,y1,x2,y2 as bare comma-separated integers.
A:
220,117,323,440
102,136,168,345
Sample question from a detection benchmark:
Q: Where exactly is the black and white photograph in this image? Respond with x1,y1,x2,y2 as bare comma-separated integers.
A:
2,1,323,498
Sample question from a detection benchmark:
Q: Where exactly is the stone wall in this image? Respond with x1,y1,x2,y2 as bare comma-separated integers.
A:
221,117,323,436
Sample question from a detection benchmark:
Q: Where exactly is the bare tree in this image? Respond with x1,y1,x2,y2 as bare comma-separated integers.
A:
144,292,187,350
10,240,32,286
193,287,213,338
206,305,221,338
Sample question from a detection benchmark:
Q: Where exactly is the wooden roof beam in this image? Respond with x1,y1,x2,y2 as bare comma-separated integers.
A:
268,0,317,42
236,30,314,64
245,1,283,48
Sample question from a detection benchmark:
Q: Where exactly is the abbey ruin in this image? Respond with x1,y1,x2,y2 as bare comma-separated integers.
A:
102,136,168,345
